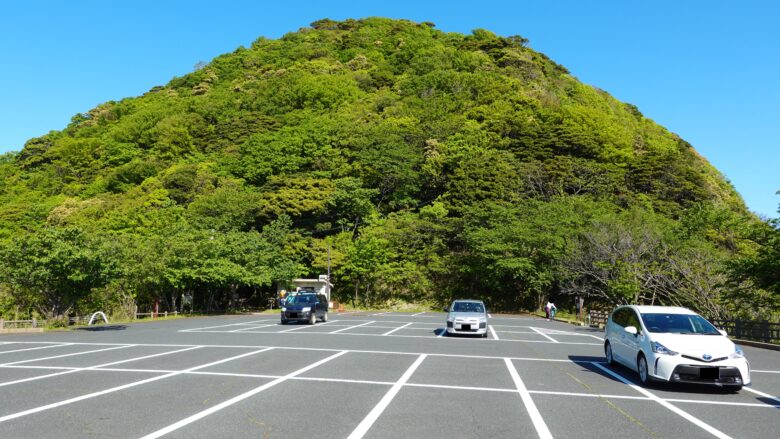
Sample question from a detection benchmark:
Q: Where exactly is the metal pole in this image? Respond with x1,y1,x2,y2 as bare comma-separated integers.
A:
327,243,331,302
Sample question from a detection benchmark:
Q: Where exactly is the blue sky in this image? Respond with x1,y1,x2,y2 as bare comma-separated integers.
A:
1,0,778,218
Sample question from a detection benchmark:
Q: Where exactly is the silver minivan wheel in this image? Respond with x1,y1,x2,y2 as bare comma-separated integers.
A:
637,354,649,385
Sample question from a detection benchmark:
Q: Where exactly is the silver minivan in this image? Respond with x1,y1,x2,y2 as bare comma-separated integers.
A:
445,300,488,337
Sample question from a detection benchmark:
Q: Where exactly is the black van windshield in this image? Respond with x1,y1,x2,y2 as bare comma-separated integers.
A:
640,313,720,335
287,295,316,305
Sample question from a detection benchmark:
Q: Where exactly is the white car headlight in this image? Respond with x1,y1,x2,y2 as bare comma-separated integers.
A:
281,307,286,312
302,307,311,312
651,341,678,356
479,317,487,322
729,346,745,359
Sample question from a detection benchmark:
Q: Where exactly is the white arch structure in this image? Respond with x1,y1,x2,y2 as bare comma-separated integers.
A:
88,311,109,325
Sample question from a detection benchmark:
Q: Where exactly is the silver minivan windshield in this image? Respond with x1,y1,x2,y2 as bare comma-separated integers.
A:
452,302,484,313
640,313,720,335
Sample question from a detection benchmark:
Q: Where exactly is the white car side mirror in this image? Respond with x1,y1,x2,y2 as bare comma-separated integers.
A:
624,326,638,336
718,329,728,336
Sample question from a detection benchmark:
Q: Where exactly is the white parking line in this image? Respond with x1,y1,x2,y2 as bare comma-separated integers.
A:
0,343,73,355
4,356,776,411
347,354,427,439
331,321,376,334
0,347,274,424
179,319,275,332
752,369,780,374
278,325,315,333
278,320,340,333
496,330,538,334
592,362,734,439
0,344,134,366
228,324,278,333
411,311,426,316
0,346,202,387
382,322,412,336
140,351,348,439
167,328,604,345
505,358,552,439
530,327,559,343
541,328,604,340
0,340,611,363
489,325,499,340
666,397,780,409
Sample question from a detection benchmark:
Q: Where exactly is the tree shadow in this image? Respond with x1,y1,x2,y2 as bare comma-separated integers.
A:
74,325,127,331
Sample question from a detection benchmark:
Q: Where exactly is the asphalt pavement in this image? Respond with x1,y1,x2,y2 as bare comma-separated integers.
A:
0,311,778,438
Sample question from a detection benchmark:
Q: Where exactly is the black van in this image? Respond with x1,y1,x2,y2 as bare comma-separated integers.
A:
281,293,329,325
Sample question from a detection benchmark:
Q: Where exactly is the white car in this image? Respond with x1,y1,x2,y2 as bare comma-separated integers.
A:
604,305,750,391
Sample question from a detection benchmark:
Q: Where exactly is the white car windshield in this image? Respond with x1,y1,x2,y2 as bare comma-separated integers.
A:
640,313,720,335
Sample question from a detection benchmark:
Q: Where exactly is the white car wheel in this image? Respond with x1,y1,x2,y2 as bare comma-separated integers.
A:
637,354,650,385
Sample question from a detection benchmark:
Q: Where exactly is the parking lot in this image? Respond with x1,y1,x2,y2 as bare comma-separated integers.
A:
0,312,778,438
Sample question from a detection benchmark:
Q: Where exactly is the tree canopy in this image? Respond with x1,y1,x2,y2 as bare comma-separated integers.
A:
0,17,775,321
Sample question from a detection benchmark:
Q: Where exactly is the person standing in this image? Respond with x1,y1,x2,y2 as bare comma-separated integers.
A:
546,301,557,321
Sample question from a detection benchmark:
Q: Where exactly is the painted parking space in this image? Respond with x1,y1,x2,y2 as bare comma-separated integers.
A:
0,343,77,363
407,355,516,390
163,380,389,439
0,369,165,419
511,358,641,398
3,373,268,439
365,386,539,438
299,351,417,383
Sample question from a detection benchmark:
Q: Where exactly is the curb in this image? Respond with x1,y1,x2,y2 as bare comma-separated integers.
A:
0,328,44,334
732,339,780,352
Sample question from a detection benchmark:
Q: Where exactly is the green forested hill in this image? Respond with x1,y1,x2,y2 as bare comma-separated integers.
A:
0,18,775,321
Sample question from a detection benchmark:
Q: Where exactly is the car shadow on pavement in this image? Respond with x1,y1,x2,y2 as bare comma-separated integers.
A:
568,355,752,395
575,327,606,334
756,397,780,409
74,325,128,331
568,355,640,386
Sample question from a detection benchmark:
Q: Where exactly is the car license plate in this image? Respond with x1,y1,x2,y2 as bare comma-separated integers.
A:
290,312,298,318
461,324,471,330
700,367,719,380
